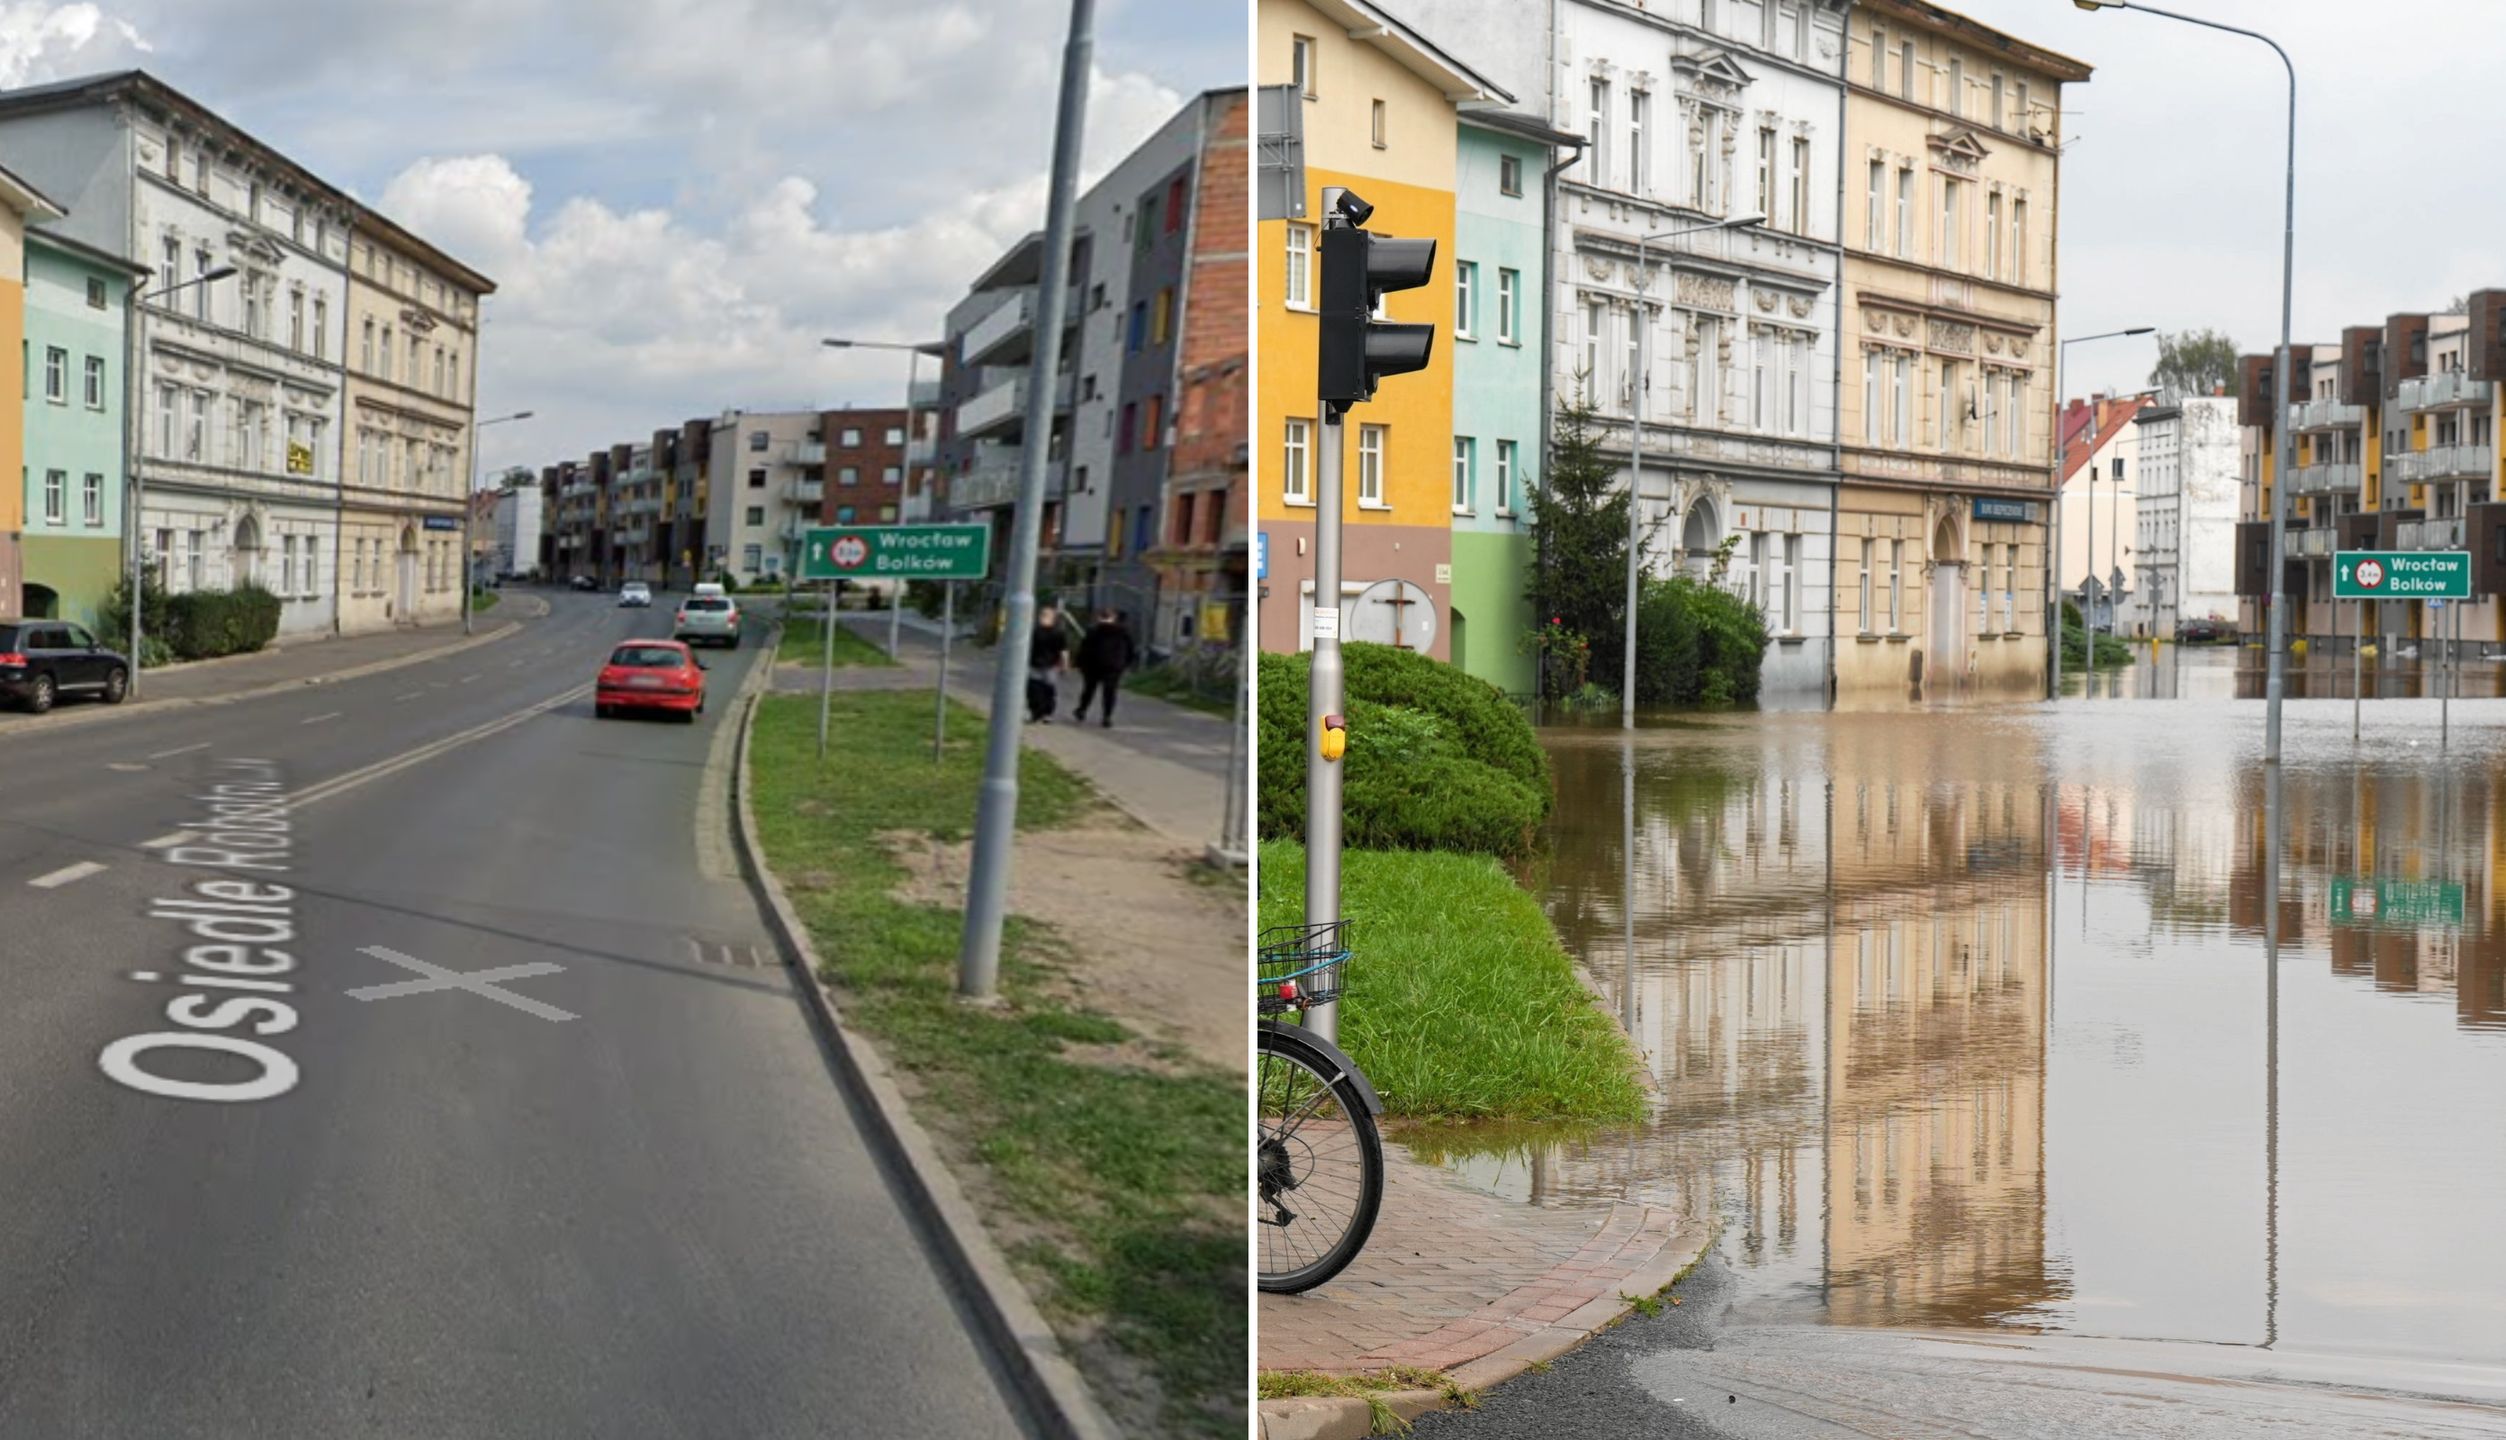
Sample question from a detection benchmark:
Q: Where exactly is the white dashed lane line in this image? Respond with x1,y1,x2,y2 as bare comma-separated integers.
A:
395,691,425,702
146,742,207,760
106,762,147,773
302,712,342,725
140,832,196,850
28,861,107,889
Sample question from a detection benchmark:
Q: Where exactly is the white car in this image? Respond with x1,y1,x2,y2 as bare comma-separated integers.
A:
674,593,741,647
618,582,653,608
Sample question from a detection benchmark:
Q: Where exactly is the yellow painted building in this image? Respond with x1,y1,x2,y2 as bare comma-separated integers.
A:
1255,0,1505,660
0,163,65,620
1835,0,2088,697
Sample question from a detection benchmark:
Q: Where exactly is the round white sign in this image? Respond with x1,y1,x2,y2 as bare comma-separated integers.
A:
831,535,870,570
2355,558,2385,589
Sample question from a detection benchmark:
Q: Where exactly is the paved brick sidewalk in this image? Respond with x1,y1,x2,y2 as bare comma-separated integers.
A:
1260,1139,1702,1379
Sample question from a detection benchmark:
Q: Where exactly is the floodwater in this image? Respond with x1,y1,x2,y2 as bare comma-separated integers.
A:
1427,647,2506,1371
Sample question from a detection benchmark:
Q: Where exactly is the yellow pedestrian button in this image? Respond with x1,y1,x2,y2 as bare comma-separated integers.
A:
1318,714,1346,762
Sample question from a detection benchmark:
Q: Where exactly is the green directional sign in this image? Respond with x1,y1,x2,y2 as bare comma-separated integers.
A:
2335,549,2470,600
798,523,991,582
2331,875,2465,929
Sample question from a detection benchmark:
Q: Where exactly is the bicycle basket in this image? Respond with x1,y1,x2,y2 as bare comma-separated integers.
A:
1257,920,1349,1016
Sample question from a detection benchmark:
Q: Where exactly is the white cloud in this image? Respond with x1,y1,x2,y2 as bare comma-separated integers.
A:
0,0,147,86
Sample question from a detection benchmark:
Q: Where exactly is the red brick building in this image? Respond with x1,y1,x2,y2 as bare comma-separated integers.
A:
1150,88,1249,647
817,407,909,528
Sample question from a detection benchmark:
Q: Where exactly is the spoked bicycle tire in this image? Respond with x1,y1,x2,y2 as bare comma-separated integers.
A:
1257,1021,1383,1293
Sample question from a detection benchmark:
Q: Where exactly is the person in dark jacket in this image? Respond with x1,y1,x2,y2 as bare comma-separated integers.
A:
1027,605,1071,722
1073,608,1136,727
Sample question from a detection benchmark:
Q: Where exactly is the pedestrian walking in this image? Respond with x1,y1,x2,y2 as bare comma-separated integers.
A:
1074,608,1137,728
1027,604,1072,722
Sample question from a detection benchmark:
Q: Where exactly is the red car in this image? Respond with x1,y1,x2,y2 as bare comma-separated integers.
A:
595,639,707,721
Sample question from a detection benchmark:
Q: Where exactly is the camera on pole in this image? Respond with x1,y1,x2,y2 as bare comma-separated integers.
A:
1317,187,1436,413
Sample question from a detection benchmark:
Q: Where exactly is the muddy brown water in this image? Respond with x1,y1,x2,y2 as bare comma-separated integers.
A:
1420,647,2506,1368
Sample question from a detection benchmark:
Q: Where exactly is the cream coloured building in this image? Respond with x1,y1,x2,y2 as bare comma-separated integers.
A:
1834,1,2087,697
340,213,491,632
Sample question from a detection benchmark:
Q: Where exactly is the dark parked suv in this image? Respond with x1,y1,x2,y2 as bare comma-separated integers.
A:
0,621,131,713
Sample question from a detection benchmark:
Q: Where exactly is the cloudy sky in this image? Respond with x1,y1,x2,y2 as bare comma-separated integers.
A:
0,0,1236,478
1946,0,2506,401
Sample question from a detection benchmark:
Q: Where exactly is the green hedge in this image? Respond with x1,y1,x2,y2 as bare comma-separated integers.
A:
160,584,282,660
1633,573,1770,706
1258,644,1552,860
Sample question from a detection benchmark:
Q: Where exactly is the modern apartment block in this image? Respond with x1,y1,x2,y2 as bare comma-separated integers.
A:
488,467,543,579
1835,2,2088,696
0,70,491,639
2236,295,2506,656
938,233,1078,585
342,208,491,632
818,407,908,528
1149,88,1251,649
702,409,823,585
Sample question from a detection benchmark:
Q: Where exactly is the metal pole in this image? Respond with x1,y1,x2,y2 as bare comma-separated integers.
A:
1621,733,1636,1034
1304,410,1347,1046
462,483,476,637
125,271,145,693
893,351,917,660
955,0,1092,1001
2443,599,2453,748
818,579,836,758
934,581,953,762
2352,586,2360,741
1622,235,1649,731
2049,352,2064,698
1212,601,1249,866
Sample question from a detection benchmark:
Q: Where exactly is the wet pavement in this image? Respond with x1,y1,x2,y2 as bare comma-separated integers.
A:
1419,646,2506,1426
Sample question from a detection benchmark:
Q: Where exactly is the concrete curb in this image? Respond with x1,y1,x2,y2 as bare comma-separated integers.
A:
0,615,527,743
728,688,1122,1440
1256,1217,1714,1440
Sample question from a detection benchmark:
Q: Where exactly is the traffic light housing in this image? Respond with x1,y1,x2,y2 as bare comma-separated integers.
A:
1317,190,1437,412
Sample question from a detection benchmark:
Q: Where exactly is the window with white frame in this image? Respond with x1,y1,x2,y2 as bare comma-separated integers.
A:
1900,40,1916,100
1866,161,1884,250
1455,260,1476,338
1781,533,1799,632
83,354,104,409
1948,57,1964,116
1582,299,1604,393
1628,90,1648,194
186,389,209,462
1588,79,1609,181
1786,336,1806,435
1282,418,1311,503
1937,360,1957,450
1871,26,1887,88
1752,331,1772,431
1888,538,1903,630
82,473,101,527
1985,191,2001,278
1859,538,1875,631
1284,223,1313,308
1863,353,1881,444
1499,153,1522,196
1357,424,1386,505
156,384,177,457
1937,176,1961,269
1750,530,1768,610
1452,436,1474,511
2012,200,2027,285
1790,138,1810,235
1623,304,1641,413
42,346,64,403
1496,439,1517,512
42,469,63,523
1756,127,1775,219
1292,34,1316,96
1696,315,1721,421
1497,268,1519,343
1895,166,1913,256
1891,354,1911,443
1990,72,2005,130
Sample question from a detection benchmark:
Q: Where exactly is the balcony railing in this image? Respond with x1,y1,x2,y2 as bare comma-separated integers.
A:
787,479,824,506
785,440,827,467
950,454,1067,511
2399,517,2466,551
958,375,1027,438
962,289,1035,365
2288,461,2360,495
2297,398,2364,429
2281,527,2335,558
905,434,938,466
2390,443,2492,486
2396,371,2496,412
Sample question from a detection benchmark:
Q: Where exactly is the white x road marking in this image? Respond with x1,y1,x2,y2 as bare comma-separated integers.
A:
349,945,578,1022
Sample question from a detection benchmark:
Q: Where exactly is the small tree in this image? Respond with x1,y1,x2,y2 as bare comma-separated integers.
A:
1524,384,1649,700
2148,328,2239,400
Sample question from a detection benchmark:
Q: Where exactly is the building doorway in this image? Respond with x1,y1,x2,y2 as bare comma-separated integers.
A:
231,515,261,590
1680,499,1719,579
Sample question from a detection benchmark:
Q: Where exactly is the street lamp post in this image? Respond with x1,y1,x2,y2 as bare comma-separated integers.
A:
2074,0,2295,758
1623,213,1763,730
823,336,946,660
124,263,237,696
467,411,534,636
2047,326,2152,697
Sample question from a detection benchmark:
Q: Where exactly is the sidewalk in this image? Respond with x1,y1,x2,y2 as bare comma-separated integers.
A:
769,609,1238,850
1260,1144,1708,1440
0,598,540,739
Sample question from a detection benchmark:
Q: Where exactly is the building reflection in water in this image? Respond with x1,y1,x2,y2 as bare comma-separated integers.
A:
1433,707,2506,1354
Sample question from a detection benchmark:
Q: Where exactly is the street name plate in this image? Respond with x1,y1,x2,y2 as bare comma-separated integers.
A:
799,524,991,581
2334,549,2470,600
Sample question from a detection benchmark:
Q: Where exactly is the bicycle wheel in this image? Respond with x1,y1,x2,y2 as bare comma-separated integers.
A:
1257,1022,1383,1293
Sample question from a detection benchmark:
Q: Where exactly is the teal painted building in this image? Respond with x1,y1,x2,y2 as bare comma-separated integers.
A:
1449,113,1566,698
21,227,139,630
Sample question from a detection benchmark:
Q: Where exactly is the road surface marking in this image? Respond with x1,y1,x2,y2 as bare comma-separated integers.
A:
140,831,196,850
458,673,480,684
349,945,577,1022
301,712,341,725
282,682,593,813
107,762,148,772
146,743,208,760
29,861,106,889
395,690,425,702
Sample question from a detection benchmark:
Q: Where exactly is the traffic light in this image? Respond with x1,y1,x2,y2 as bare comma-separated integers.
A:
1317,188,1437,412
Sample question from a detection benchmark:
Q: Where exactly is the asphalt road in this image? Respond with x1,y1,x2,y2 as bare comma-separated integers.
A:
1407,1254,2506,1439
0,592,1033,1437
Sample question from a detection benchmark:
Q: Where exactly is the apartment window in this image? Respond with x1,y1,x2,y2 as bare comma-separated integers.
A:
1128,301,1147,352
380,324,394,380
434,345,447,395
79,353,105,411
1756,127,1775,218
1164,177,1186,234
1781,534,1799,632
1283,418,1311,503
1937,177,1960,268
1455,261,1477,338
85,276,106,309
1892,354,1911,443
1370,99,1386,148
164,136,180,181
1990,73,2005,130
1790,138,1810,234
839,427,863,447
1625,306,1642,414
1948,58,1964,116
42,469,63,523
2017,81,2032,134
409,334,422,381
1357,425,1386,505
288,289,304,350
883,426,904,445
744,506,766,526
1985,191,2001,278
42,346,64,403
2012,200,2028,285
1937,361,1958,450
156,384,177,457
241,401,264,470
1889,539,1903,630
313,298,327,360
1628,90,1649,193
1696,316,1721,421
1496,439,1517,512
1142,394,1163,450
1291,34,1316,96
1451,436,1474,511
82,473,102,527
1899,41,1916,101
1750,531,1768,610
1499,153,1522,196
190,151,206,195
747,467,766,490
1752,333,1771,430
1118,401,1137,454
193,251,213,321
1497,268,1519,343
2008,374,2025,456
1859,538,1875,630
1895,167,1913,256
1284,223,1314,307
186,389,208,462
361,319,375,371
280,536,297,596
1587,80,1609,179
1582,299,1605,392
882,466,901,485
1152,287,1173,345
749,430,768,452
445,350,455,396
1866,161,1884,249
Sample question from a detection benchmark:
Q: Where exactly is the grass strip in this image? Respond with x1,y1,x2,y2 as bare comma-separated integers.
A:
1259,840,1644,1125
469,590,499,612
748,692,1244,1436
1125,666,1234,717
1257,1367,1476,1435
775,615,900,667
